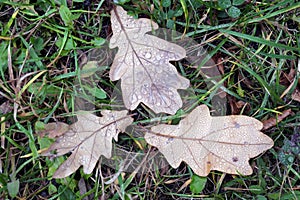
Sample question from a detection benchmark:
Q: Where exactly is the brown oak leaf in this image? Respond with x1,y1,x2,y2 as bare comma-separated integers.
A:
42,110,133,178
262,109,292,130
109,6,190,114
145,105,274,176
292,88,300,103
36,122,69,138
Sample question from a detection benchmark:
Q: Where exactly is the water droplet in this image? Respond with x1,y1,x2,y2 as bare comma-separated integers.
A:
159,60,165,66
145,52,152,59
110,37,116,44
80,156,88,164
137,95,142,99
143,38,148,43
160,95,171,107
148,96,154,105
156,67,163,73
234,122,240,128
168,52,175,59
166,137,174,144
141,87,148,94
130,94,137,104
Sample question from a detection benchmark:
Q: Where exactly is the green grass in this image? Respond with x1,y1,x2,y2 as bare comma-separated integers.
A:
0,0,300,199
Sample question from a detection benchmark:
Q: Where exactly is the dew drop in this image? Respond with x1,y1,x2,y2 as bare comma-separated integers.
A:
130,94,138,104
141,87,148,95
159,60,165,66
145,52,152,59
160,95,171,107
110,37,116,44
148,96,154,105
234,122,240,128
244,141,249,145
156,67,163,73
81,156,88,164
168,52,175,59
165,138,173,145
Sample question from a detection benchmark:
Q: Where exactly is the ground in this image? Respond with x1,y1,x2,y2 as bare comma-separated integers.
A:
0,0,300,199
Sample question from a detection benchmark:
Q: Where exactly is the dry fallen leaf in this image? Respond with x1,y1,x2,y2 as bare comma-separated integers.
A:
109,6,190,114
36,122,69,138
145,105,274,176
262,109,292,130
292,88,300,103
42,110,133,178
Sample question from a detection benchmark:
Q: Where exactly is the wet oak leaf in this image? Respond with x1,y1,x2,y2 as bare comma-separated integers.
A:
109,6,190,114
145,105,274,176
36,122,69,138
42,110,133,178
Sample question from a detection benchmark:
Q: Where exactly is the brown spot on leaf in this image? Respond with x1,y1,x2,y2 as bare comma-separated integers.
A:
232,157,238,162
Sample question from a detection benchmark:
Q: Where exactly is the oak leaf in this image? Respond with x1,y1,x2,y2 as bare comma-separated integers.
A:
36,122,69,138
145,105,274,176
42,110,133,178
262,109,292,130
292,88,300,103
109,6,190,114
